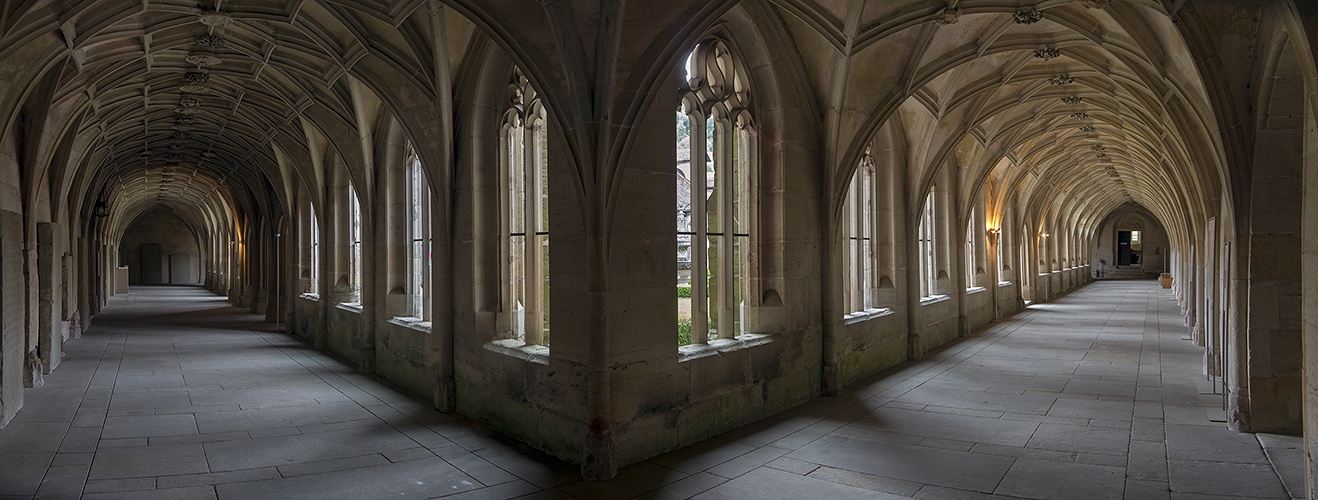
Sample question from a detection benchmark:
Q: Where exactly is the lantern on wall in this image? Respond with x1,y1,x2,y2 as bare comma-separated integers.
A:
93,200,110,217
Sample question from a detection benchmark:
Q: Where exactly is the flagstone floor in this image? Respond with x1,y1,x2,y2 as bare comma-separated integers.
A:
0,282,1299,499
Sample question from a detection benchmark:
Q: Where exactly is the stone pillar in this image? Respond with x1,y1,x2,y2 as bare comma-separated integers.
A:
875,147,902,308
905,212,924,360
330,164,355,303
1297,6,1318,494
973,199,987,289
36,222,61,374
359,201,377,374
819,196,841,394
935,174,953,296
1235,56,1305,433
78,237,91,337
0,210,23,427
383,148,410,318
1301,40,1318,500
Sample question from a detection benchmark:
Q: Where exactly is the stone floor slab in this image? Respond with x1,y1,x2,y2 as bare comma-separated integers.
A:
88,444,210,479
788,433,1015,493
215,457,478,500
101,414,197,439
994,458,1125,500
1026,422,1131,456
1168,460,1289,498
0,422,69,452
846,405,1040,447
1165,424,1271,464
0,453,56,496
692,467,900,500
202,423,417,472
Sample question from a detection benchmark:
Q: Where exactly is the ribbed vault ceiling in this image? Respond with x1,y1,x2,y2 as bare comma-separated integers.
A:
1,0,1233,253
4,0,451,232
837,0,1221,239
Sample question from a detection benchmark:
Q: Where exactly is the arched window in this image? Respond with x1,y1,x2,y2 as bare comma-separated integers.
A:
843,153,876,313
309,203,319,294
677,39,754,346
407,147,432,320
965,208,977,289
996,213,1009,284
348,182,362,302
503,68,549,346
919,190,937,297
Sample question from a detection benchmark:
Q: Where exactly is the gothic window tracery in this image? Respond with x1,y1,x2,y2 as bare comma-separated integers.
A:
919,190,938,297
677,39,754,346
843,153,877,313
502,68,550,346
407,146,432,321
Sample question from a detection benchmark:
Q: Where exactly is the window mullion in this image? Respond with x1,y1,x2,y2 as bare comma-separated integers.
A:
855,170,863,309
422,174,432,321
510,125,526,340
842,178,854,313
867,167,878,308
522,124,543,346
717,122,734,339
691,112,709,345
857,174,866,309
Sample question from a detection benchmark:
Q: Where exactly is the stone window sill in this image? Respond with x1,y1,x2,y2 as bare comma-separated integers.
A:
388,317,431,334
998,281,1013,287
919,295,950,306
484,339,550,365
843,307,894,325
299,293,320,301
966,287,987,295
336,302,363,314
678,333,772,363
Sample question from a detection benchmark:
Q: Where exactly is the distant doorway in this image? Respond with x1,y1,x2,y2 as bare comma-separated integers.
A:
1117,230,1143,266
140,243,163,284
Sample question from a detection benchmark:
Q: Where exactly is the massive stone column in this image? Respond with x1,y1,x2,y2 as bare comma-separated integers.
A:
0,210,23,427
330,163,354,303
36,222,61,374
382,144,409,319
1233,39,1305,433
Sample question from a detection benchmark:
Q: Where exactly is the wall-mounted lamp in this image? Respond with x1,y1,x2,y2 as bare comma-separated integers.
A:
986,228,1000,236
1042,232,1051,238
92,200,110,218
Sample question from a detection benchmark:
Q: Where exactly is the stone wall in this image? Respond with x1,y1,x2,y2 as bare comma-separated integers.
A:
118,207,203,285
964,288,994,332
837,310,906,386
918,297,956,352
1090,207,1171,276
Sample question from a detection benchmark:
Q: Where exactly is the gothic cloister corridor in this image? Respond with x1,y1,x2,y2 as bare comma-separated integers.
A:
5,0,1318,498
0,281,1299,500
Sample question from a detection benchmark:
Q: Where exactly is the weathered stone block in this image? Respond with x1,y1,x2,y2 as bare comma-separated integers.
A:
677,385,760,446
